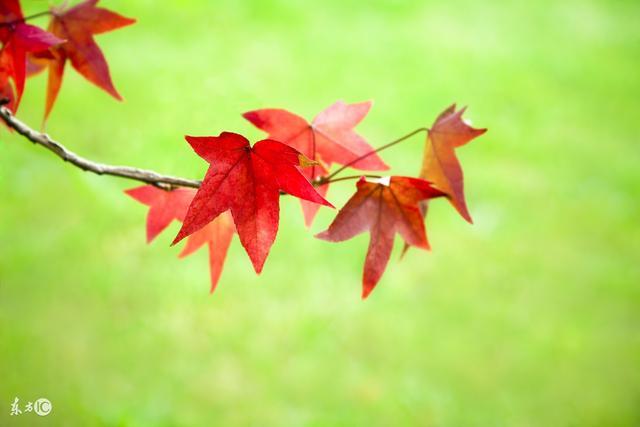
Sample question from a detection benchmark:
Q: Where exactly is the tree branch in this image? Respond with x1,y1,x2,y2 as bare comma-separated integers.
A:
0,105,201,190
1,103,427,192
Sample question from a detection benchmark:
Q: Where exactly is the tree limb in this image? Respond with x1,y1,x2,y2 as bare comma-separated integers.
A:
0,105,201,190
1,103,428,191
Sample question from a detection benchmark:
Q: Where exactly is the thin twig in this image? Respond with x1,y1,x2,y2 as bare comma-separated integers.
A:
321,127,429,183
0,105,201,190
322,174,382,185
0,11,52,27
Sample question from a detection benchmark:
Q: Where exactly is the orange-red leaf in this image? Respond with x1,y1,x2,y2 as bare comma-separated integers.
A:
317,176,444,299
244,100,388,226
125,185,235,293
173,132,333,274
420,105,486,223
0,0,63,109
44,0,135,120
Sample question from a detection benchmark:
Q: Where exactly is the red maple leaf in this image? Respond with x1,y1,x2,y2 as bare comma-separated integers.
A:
173,132,333,273
125,185,235,293
420,104,487,223
44,0,135,120
317,176,444,299
0,0,63,109
244,100,388,226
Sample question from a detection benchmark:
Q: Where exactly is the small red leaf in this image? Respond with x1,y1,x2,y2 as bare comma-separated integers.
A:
420,105,487,223
317,176,444,299
0,0,63,109
44,0,135,120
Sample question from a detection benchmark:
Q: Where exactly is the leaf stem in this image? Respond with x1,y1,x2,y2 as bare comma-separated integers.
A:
321,127,429,183
322,174,382,185
0,11,52,27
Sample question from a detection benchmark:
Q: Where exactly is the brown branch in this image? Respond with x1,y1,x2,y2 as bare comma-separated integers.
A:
0,105,201,190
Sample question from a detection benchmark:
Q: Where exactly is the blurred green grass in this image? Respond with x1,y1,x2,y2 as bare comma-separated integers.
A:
1,0,639,425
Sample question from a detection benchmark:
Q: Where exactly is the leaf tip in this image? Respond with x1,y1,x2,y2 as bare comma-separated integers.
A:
171,230,186,247
314,230,330,241
252,261,265,275
242,110,262,126
361,282,375,299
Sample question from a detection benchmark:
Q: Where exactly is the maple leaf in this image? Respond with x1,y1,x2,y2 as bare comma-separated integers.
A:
243,100,388,226
43,0,135,120
173,132,333,273
0,0,63,108
317,176,444,299
125,185,235,293
420,104,486,223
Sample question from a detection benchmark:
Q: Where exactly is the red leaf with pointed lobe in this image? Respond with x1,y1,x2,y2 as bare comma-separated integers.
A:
420,104,486,223
0,0,63,109
317,176,444,299
44,0,135,120
178,213,234,293
173,132,333,273
125,185,235,293
244,101,388,226
125,186,195,243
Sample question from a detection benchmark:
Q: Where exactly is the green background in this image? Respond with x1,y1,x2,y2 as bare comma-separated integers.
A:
1,0,639,425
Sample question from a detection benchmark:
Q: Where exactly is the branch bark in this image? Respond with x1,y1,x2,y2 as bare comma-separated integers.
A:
0,105,201,190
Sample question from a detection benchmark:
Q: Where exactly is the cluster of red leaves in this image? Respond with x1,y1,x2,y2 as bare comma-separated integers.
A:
244,101,388,227
0,0,134,118
127,103,486,298
2,1,487,299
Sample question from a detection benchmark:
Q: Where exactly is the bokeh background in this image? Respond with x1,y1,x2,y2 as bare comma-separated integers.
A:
1,0,639,425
